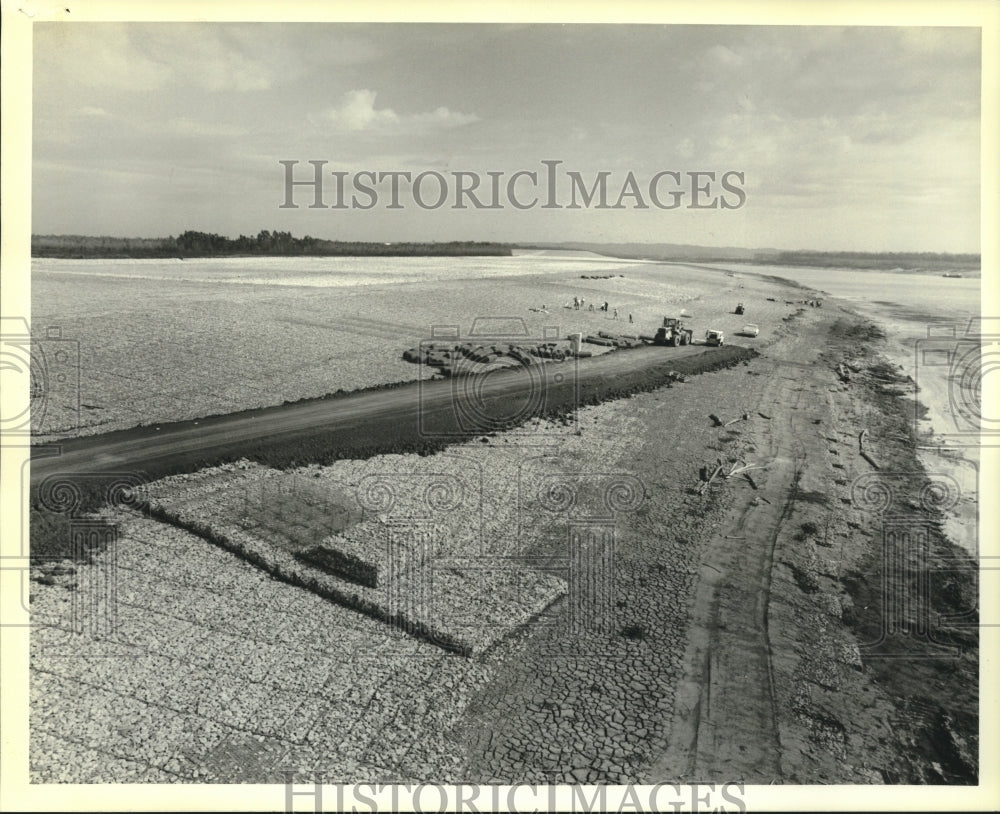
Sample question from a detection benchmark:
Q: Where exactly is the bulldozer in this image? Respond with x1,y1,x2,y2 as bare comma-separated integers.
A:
653,316,694,347
735,303,745,315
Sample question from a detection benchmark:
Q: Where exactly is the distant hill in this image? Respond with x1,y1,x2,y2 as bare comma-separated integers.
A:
517,242,980,271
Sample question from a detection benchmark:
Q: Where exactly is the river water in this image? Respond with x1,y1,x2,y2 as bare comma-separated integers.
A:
31,250,643,289
716,263,986,558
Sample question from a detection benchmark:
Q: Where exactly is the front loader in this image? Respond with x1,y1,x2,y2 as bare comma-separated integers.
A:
653,317,694,347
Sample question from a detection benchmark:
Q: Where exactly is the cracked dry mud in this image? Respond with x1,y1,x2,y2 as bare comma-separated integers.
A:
29,282,977,785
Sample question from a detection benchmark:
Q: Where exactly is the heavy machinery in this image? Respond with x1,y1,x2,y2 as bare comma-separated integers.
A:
735,303,745,315
653,317,694,347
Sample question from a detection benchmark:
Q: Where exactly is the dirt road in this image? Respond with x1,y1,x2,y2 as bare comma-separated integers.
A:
654,337,817,782
29,343,751,487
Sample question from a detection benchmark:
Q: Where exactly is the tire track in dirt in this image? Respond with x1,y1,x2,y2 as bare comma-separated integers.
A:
651,347,814,782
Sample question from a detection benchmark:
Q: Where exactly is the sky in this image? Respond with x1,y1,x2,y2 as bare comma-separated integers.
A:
31,23,982,252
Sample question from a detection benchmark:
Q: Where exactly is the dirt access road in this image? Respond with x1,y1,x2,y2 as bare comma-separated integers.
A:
29,342,751,488
654,331,822,781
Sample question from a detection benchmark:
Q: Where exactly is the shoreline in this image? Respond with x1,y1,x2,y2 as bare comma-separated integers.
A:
842,311,980,559
727,261,980,559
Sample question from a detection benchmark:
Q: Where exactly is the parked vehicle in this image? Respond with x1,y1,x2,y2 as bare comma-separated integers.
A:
705,329,725,347
741,324,760,337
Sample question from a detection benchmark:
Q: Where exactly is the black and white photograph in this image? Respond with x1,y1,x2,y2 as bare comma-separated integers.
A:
1,2,997,811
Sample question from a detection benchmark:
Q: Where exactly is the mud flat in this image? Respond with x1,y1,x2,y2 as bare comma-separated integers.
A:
30,253,800,441
29,271,977,784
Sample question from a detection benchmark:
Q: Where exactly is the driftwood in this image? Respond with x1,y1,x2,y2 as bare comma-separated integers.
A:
713,411,750,427
699,464,724,495
701,458,768,494
726,461,767,479
858,428,880,469
860,451,880,469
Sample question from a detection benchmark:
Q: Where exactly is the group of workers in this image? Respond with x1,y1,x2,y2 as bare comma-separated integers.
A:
570,296,632,322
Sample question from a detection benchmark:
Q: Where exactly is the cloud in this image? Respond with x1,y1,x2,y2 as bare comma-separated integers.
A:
314,89,479,133
410,105,481,128
707,44,744,67
164,117,248,138
139,26,278,92
35,24,169,92
897,27,981,57
34,23,310,94
321,89,399,130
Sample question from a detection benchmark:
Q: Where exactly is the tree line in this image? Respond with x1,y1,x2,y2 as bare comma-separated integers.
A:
31,231,513,258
